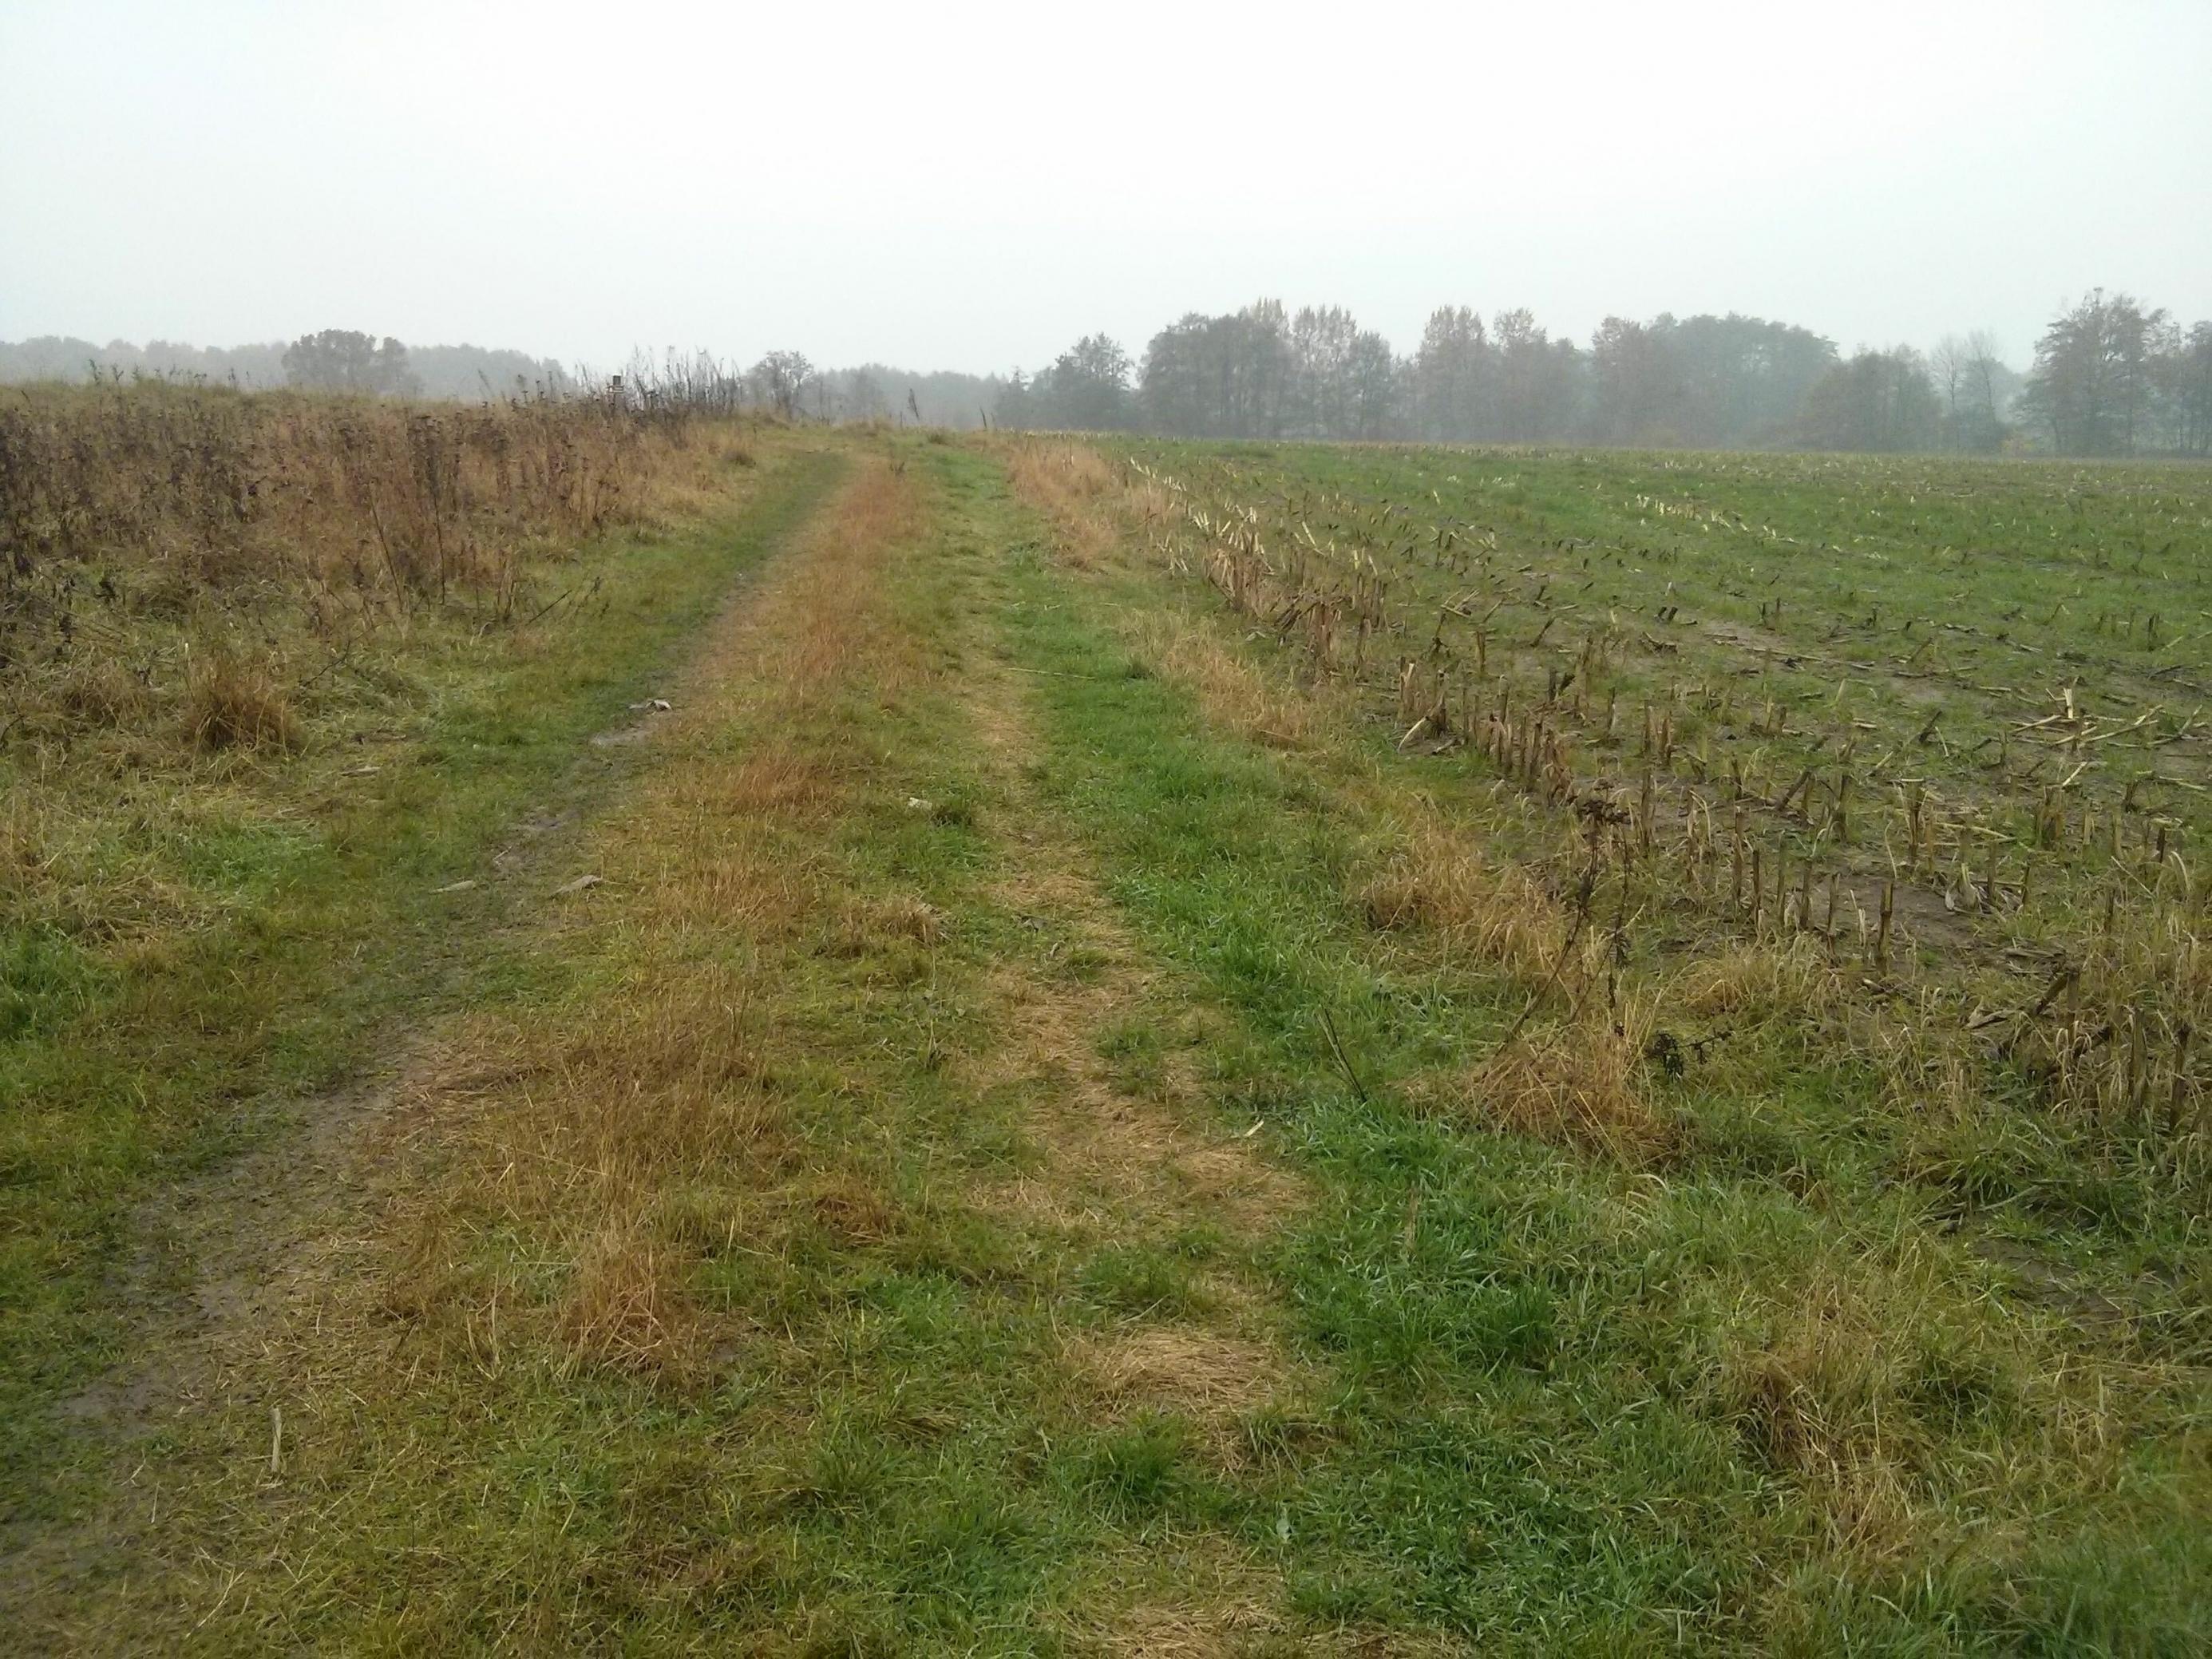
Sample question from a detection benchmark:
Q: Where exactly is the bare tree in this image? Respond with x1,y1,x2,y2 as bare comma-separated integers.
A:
1929,336,1969,449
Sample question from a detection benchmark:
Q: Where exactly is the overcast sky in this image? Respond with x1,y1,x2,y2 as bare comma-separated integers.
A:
4,1,2207,375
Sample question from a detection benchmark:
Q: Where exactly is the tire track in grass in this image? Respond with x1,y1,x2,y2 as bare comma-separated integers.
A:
0,445,849,1641
933,448,1509,1654
18,445,1336,1653
57,451,940,1651
954,592,1318,1653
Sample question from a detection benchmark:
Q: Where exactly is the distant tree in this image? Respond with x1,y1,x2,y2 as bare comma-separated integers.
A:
282,329,420,396
407,343,572,399
1288,306,1351,437
1031,334,1133,430
1411,307,1492,441
991,368,1035,429
748,350,816,420
1343,328,1401,439
1952,331,2018,453
1645,314,1834,448
2,334,564,397
1231,299,1293,438
1138,301,1292,438
1928,333,2020,453
814,364,998,430
1587,315,1673,445
842,368,887,422
1929,335,1970,450
1492,309,1578,441
2018,290,2169,456
1798,348,1940,451
2171,321,2212,457
1138,314,1216,435
1285,306,1399,439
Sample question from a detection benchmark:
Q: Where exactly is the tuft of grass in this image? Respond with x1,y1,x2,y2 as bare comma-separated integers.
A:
184,648,299,750
1356,818,1569,985
1446,1000,1681,1164
1676,936,1840,1023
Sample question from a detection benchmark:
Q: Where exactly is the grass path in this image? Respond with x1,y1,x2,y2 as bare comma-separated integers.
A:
1,441,845,1625
2,438,843,1512
4,439,1302,1651
6,434,2204,1653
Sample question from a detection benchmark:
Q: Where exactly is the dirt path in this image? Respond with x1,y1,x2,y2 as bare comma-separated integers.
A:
7,443,1340,1652
0,453,854,1644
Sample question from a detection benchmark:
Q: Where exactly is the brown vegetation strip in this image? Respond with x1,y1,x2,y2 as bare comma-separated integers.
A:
378,455,928,1384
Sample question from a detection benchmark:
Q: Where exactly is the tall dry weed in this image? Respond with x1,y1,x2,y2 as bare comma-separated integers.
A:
0,382,755,756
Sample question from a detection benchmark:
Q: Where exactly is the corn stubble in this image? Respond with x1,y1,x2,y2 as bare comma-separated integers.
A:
1028,438,2210,1175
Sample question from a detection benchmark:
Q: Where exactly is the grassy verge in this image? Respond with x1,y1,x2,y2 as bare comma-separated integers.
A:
987,439,2211,1652
1,438,841,1512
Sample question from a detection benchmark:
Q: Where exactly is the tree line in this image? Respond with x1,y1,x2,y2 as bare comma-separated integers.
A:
10,290,2206,455
992,290,2211,457
0,331,572,401
0,332,1010,431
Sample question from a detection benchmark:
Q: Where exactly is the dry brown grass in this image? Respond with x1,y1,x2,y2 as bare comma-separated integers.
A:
1356,818,1573,985
970,944,1304,1239
1062,1324,1281,1426
1129,612,1319,749
835,891,943,952
374,457,924,1382
996,437,1328,750
994,434,1329,753
1071,1556,1464,1658
184,649,298,750
49,656,155,730
998,437,1120,568
964,643,1306,1231
1733,1288,1897,1483
1710,1256,2123,1595
1675,936,1841,1022
1,382,724,596
1082,1593,1284,1657
0,382,758,762
956,625,1309,1506
1717,1275,1955,1571
1427,994,1680,1165
382,952,786,1381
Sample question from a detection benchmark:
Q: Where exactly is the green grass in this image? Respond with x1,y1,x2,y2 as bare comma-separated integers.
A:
6,433,2209,1653
0,442,843,1511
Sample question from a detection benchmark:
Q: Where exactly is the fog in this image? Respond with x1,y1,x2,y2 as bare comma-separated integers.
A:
3,0,2207,375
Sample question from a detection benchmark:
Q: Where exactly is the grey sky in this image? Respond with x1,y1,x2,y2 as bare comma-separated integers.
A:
4,0,2207,375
